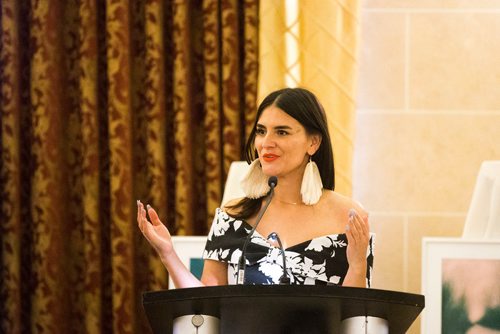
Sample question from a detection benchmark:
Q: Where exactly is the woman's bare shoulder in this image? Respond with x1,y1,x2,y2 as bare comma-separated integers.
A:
322,190,368,217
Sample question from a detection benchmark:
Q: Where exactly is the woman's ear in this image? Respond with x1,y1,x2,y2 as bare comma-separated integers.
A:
307,134,322,155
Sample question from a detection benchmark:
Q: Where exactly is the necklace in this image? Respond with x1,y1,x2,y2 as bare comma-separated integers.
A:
276,198,300,205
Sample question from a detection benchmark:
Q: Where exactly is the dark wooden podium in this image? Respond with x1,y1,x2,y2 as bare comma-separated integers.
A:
143,285,424,334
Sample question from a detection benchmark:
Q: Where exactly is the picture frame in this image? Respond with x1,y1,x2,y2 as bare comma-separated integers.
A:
169,236,208,289
421,237,500,333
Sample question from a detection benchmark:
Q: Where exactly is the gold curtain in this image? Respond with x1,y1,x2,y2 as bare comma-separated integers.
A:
0,0,259,333
259,0,360,195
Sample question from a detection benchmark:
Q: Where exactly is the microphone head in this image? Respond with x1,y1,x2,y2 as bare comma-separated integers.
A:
268,176,278,188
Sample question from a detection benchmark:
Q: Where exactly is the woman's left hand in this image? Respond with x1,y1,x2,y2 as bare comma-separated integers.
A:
345,209,370,273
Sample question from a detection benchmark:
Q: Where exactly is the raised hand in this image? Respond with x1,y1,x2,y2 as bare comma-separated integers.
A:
345,209,370,280
137,200,174,259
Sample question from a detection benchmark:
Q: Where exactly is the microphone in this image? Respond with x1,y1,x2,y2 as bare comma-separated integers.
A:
267,232,290,284
237,176,278,284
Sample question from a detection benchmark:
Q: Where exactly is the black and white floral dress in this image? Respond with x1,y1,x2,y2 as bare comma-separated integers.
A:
203,208,375,287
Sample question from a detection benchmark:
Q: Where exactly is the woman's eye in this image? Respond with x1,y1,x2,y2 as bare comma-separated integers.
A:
277,130,288,136
256,128,266,135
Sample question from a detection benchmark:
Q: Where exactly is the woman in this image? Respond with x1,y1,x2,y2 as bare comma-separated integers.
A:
137,88,373,289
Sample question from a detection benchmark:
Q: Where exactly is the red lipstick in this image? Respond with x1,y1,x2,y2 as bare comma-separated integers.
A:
262,154,279,162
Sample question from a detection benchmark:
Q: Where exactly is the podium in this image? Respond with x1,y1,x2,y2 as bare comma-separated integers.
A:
143,285,424,334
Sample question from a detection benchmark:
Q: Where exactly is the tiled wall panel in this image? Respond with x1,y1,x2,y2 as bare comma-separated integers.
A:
355,1,500,332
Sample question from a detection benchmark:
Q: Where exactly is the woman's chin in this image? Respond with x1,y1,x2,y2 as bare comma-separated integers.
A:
261,167,280,177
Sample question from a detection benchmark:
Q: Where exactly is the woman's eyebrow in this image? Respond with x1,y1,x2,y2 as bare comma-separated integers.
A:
256,123,293,130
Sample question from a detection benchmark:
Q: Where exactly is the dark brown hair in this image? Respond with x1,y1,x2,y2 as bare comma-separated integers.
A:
227,88,335,220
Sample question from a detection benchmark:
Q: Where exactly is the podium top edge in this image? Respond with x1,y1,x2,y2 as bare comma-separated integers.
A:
143,285,425,307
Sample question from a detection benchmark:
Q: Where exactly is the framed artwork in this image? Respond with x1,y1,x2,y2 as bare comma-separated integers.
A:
169,236,208,289
422,238,500,334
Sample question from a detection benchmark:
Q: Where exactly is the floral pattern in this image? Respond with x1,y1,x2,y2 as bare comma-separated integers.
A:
204,209,375,286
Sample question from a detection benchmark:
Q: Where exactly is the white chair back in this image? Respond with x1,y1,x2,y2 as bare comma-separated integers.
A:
220,161,250,207
462,160,500,239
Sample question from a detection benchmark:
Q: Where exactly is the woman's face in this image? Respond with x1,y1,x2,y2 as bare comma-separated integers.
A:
254,105,321,180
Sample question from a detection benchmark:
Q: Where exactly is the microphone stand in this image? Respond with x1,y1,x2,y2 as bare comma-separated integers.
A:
268,232,291,285
237,176,277,285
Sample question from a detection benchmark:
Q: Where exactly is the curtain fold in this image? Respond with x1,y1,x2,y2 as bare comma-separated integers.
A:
299,0,360,196
0,0,259,333
1,1,23,333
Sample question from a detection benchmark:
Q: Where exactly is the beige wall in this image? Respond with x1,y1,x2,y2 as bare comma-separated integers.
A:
354,0,500,332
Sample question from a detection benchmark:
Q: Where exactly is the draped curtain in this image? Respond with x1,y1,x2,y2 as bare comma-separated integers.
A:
259,0,360,195
0,0,258,333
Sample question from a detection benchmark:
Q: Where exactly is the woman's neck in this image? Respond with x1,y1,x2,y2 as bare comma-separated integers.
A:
272,175,303,205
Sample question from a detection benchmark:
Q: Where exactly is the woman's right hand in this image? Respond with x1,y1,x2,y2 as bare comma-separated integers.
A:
137,200,174,259
137,201,229,288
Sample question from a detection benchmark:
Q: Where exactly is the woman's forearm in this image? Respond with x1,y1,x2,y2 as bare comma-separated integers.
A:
342,263,367,288
159,250,205,289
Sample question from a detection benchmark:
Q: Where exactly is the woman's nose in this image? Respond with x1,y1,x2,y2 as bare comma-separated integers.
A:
261,133,276,148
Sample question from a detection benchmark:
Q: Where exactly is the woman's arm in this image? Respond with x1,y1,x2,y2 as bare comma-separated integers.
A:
343,209,370,288
201,260,228,286
137,201,226,288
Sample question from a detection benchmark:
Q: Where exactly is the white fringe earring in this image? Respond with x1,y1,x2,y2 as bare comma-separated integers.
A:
301,157,323,205
240,159,270,199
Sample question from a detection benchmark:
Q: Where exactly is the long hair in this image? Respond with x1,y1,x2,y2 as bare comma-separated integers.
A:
227,88,335,220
